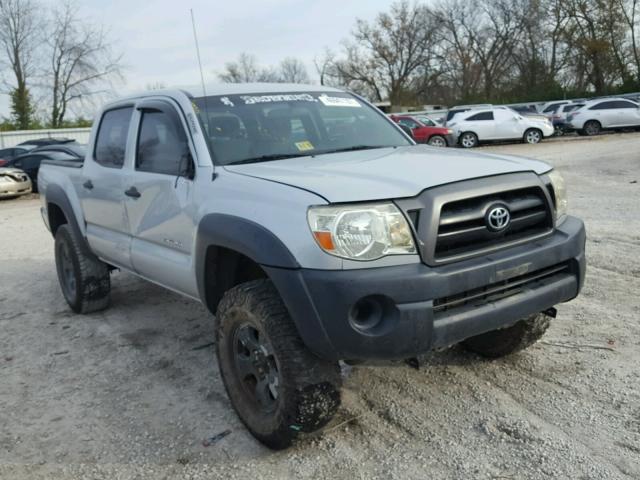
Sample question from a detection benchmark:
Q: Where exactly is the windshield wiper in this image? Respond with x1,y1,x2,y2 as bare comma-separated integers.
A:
226,153,312,165
317,145,395,155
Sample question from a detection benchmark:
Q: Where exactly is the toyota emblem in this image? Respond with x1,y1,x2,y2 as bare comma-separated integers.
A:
486,205,511,231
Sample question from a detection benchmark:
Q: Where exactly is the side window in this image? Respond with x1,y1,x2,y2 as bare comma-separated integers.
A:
136,109,190,176
590,102,613,110
467,111,494,121
398,118,419,129
614,101,637,109
94,107,133,168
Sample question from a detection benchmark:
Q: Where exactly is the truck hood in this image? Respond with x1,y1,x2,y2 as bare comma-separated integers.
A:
224,145,551,203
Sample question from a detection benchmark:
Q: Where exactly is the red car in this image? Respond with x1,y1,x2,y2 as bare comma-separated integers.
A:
389,115,455,147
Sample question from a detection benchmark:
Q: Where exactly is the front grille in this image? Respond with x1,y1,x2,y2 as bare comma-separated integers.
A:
433,262,570,314
434,187,552,261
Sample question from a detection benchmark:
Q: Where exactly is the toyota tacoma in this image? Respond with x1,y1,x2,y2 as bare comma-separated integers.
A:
38,84,586,449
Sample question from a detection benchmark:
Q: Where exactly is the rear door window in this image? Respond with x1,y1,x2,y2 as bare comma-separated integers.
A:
94,107,133,168
612,100,638,109
466,111,494,121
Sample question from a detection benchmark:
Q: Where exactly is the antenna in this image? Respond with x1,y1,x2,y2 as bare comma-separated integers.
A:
190,8,208,99
190,8,217,176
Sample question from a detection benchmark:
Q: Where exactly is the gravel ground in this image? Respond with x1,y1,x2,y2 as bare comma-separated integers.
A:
1,133,639,479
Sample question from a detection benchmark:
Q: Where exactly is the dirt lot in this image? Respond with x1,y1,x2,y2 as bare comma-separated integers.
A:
1,133,639,479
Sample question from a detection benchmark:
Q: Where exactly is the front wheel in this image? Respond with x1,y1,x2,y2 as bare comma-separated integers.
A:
215,280,341,450
524,128,543,144
461,313,551,358
427,135,447,147
459,132,478,148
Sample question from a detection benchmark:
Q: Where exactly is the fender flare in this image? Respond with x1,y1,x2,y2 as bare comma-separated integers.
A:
45,184,89,244
194,213,300,305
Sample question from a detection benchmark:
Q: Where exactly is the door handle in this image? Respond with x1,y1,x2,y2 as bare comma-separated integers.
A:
124,186,141,198
83,179,93,190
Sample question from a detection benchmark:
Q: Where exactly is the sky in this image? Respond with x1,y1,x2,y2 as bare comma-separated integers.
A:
1,0,396,120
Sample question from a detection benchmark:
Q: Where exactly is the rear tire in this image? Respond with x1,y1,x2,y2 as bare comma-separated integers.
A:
583,120,601,136
461,313,550,359
427,135,447,147
459,132,478,148
215,279,341,450
54,224,111,314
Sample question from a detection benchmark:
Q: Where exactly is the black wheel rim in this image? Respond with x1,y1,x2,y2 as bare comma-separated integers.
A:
232,322,280,412
57,241,76,298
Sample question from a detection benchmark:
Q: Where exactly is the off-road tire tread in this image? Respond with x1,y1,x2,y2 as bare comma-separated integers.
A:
55,224,110,314
216,279,341,450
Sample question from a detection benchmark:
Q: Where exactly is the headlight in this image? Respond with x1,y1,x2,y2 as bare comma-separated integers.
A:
0,176,12,183
545,169,568,223
307,202,416,261
445,128,453,134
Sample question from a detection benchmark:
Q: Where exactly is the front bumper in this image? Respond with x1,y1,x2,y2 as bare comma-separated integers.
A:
265,216,586,361
0,181,32,198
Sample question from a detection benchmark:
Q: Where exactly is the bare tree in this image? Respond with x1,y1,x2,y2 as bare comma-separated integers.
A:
218,52,279,83
47,1,122,127
314,48,336,86
279,57,309,83
0,0,40,129
334,1,441,105
616,0,640,84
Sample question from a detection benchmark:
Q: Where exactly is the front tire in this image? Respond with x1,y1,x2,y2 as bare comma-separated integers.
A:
427,135,447,147
459,132,478,148
215,280,341,450
461,313,550,359
54,224,111,314
524,128,543,144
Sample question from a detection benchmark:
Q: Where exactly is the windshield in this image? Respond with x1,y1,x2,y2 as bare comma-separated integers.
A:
193,91,411,165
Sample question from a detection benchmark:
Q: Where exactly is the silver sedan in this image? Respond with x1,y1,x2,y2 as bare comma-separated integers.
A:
0,167,32,199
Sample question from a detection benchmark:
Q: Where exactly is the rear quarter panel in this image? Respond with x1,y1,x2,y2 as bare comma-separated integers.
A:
38,163,87,235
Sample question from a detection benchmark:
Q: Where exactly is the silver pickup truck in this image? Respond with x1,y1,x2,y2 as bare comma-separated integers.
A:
38,83,586,449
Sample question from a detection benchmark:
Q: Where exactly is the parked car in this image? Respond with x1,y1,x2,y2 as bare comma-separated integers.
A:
551,103,584,135
412,114,445,125
39,83,585,450
4,150,79,192
445,104,493,125
31,143,86,158
17,137,76,148
449,107,554,148
0,167,32,198
389,114,455,146
538,101,570,115
566,98,640,135
510,105,539,115
0,146,34,167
